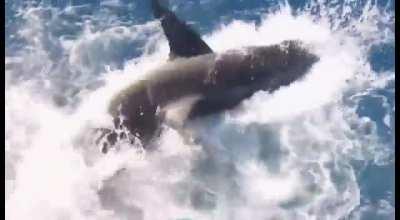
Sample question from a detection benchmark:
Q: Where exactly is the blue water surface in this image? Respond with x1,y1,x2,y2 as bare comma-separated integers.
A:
5,0,395,219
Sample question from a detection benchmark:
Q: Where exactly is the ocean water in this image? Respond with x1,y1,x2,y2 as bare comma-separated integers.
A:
4,0,395,220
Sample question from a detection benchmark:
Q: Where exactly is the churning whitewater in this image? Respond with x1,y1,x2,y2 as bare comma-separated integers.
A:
5,1,394,220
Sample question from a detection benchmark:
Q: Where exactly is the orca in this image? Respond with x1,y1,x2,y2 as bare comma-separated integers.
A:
99,0,319,152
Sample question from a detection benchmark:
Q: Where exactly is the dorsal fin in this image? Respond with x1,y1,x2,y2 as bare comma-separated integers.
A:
151,0,213,59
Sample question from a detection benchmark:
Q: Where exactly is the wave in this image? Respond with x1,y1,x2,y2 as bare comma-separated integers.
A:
5,1,394,219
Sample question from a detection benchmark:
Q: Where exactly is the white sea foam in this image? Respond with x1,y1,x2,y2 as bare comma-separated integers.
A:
5,1,394,220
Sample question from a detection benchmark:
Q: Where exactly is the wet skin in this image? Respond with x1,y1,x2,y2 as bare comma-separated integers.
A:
98,0,319,151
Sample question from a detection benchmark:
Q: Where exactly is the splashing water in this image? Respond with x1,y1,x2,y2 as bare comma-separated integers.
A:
5,0,394,220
